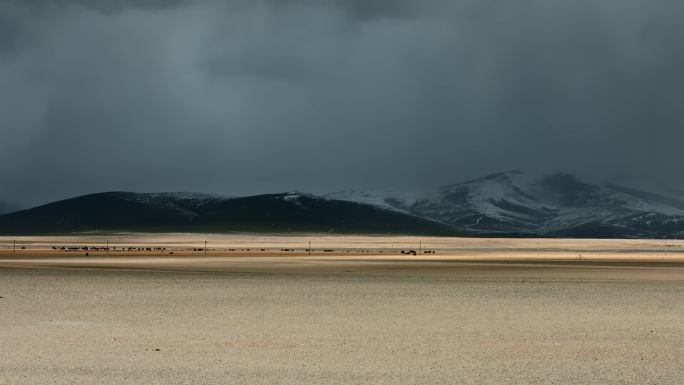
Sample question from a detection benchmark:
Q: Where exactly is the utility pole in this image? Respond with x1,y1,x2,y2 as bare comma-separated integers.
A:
204,241,207,255
419,240,422,255
538,219,547,258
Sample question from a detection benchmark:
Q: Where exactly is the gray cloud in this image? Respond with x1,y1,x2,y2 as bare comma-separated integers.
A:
4,0,190,13
1,0,683,206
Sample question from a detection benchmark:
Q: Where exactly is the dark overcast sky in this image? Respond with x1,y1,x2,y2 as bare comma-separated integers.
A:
1,0,683,206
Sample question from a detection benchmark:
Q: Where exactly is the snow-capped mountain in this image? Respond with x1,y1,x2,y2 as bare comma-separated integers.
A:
2,172,684,237
326,171,684,238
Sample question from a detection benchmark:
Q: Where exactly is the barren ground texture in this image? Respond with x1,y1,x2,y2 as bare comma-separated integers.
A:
1,235,683,384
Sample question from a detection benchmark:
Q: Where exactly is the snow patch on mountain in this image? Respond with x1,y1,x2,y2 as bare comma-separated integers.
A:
124,192,227,207
119,192,228,219
324,190,426,214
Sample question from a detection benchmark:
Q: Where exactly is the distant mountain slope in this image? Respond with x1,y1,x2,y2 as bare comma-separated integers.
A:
0,192,216,234
0,192,454,235
2,172,684,237
341,171,684,238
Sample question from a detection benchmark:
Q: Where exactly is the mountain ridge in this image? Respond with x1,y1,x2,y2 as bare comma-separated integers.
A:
385,171,684,238
2,171,684,238
0,191,453,236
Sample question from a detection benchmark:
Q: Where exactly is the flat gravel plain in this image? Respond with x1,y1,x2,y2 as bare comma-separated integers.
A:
1,259,683,384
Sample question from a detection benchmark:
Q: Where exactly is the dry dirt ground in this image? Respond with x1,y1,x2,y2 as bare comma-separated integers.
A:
1,235,683,384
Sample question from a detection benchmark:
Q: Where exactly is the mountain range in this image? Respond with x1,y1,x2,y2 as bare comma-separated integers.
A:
1,171,684,238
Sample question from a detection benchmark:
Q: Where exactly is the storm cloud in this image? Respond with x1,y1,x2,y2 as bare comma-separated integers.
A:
1,0,683,206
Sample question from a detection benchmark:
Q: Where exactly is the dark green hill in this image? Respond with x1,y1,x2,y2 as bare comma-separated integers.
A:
0,192,455,235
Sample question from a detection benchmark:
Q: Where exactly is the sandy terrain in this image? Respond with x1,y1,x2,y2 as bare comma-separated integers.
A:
1,233,684,261
1,235,683,384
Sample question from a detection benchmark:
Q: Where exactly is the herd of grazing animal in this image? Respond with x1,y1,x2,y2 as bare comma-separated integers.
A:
44,245,436,256
53,246,166,252
400,250,436,255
